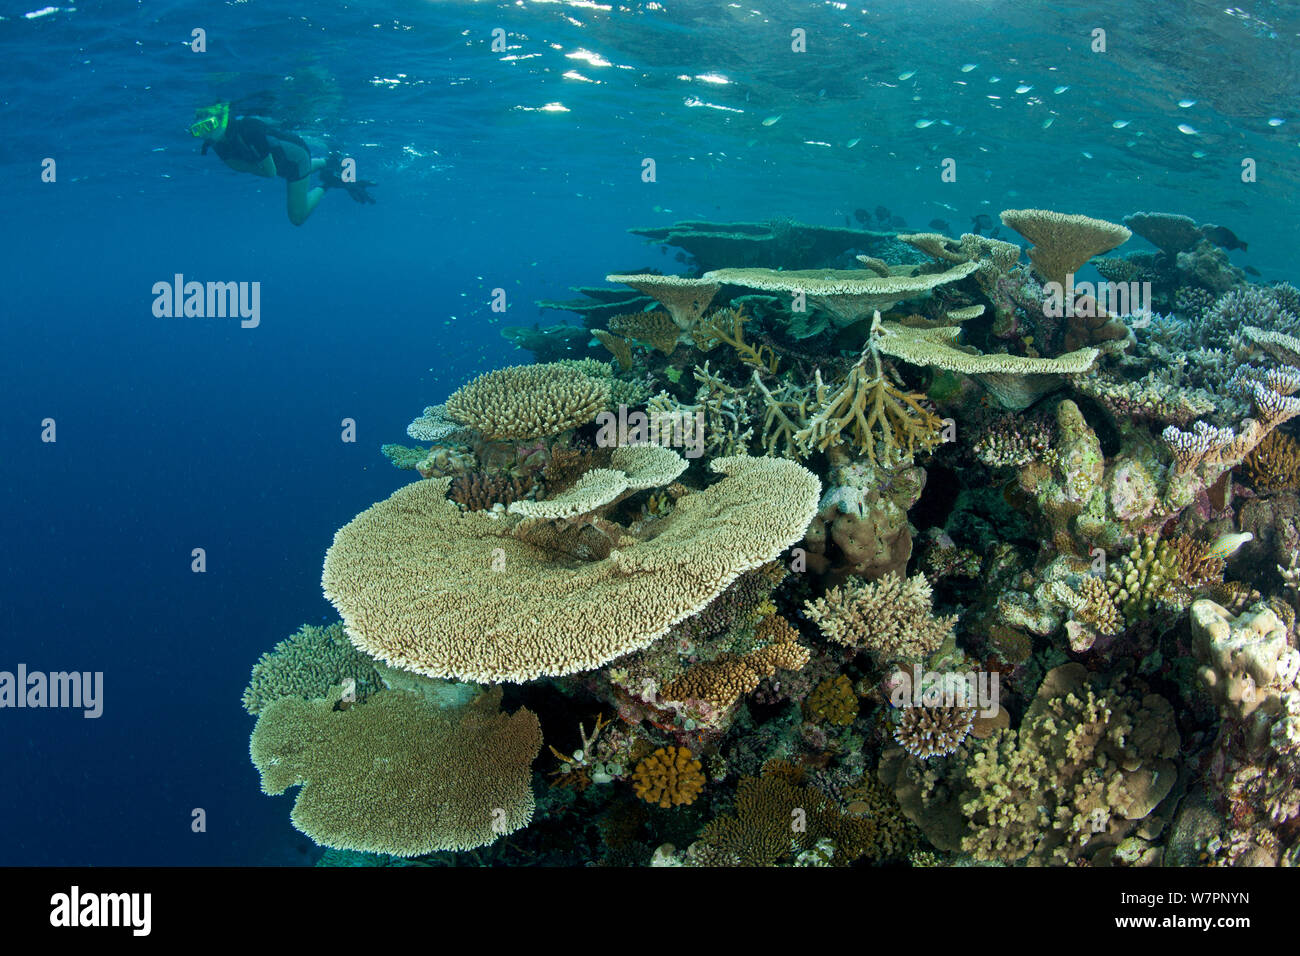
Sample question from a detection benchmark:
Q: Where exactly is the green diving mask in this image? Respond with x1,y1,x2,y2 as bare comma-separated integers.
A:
190,102,229,138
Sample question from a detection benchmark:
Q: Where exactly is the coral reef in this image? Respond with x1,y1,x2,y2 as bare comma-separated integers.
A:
243,203,1300,868
880,664,1179,864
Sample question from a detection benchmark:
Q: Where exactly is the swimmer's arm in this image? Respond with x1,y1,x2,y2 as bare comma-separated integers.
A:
221,154,277,177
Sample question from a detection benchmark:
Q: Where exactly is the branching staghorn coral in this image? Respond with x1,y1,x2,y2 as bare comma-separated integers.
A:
649,362,756,457
793,314,944,465
750,370,812,459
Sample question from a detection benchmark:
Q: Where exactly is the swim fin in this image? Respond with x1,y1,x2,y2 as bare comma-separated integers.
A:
319,154,377,203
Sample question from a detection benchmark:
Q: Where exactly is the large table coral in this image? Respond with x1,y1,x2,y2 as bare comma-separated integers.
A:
322,455,820,683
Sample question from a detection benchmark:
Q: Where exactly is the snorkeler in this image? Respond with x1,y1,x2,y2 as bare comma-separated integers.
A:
190,101,376,225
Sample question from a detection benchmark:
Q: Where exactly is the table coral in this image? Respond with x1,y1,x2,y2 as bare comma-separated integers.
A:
322,455,819,683
250,686,542,856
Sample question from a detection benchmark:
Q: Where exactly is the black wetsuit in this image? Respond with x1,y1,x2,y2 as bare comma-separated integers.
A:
205,116,313,181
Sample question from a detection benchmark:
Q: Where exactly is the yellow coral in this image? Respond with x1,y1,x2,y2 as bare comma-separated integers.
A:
632,746,705,808
807,674,858,726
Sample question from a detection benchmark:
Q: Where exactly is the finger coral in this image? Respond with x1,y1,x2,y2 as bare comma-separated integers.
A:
444,362,610,440
322,455,820,682
250,686,542,856
632,746,705,808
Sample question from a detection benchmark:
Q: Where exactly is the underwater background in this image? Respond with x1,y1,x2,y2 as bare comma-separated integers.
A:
2,0,1299,866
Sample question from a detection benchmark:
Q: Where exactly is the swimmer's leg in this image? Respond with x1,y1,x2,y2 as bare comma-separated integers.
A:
287,176,325,226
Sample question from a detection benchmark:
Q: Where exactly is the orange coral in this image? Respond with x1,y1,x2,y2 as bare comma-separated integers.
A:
659,614,810,716
1243,429,1300,493
632,746,705,808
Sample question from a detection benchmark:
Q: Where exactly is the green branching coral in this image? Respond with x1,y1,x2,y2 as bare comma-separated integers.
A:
242,621,383,716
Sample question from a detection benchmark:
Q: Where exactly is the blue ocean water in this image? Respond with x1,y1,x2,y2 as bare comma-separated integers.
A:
2,0,1297,865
